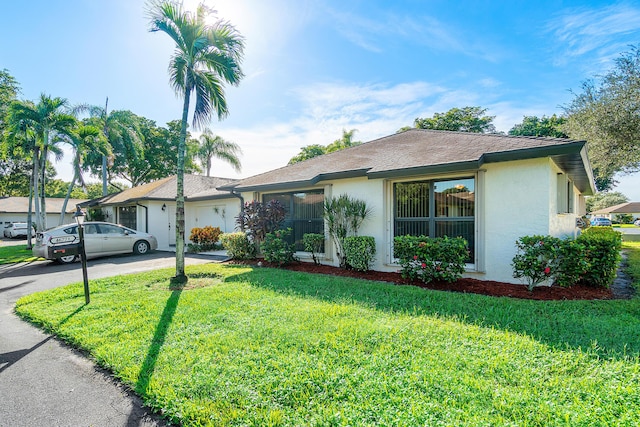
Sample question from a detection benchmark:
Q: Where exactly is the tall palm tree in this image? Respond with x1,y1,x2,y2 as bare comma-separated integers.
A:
58,124,109,225
148,1,244,282
7,94,76,231
197,128,242,176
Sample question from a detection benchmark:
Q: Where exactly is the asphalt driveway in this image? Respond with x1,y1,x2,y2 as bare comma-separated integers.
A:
0,250,216,427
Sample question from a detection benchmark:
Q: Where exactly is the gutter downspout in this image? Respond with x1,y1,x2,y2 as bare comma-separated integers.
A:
136,203,149,233
230,190,244,229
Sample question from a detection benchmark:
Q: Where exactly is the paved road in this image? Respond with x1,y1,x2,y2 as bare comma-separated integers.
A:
0,251,216,427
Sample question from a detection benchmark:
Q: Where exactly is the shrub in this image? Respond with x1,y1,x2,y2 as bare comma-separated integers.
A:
343,236,376,272
303,233,325,265
261,229,297,266
323,194,372,268
512,235,576,291
394,235,468,283
189,226,222,251
577,227,622,287
235,200,286,250
219,232,256,260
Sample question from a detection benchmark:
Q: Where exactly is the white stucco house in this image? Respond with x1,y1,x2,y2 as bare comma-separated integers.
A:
82,129,595,285
591,202,640,221
81,175,240,250
219,129,595,284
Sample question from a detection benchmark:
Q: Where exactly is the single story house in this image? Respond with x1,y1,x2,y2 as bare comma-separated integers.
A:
220,129,595,284
0,197,88,228
591,202,640,221
80,175,240,250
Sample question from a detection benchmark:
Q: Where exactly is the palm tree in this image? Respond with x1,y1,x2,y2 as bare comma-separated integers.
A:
7,94,76,231
148,1,244,282
58,124,109,225
74,98,144,195
197,128,242,176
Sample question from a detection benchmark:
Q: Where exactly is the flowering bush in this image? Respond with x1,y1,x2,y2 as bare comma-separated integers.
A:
394,235,468,283
261,228,297,266
512,230,619,291
189,226,222,251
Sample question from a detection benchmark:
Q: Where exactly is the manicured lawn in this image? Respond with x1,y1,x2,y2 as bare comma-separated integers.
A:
0,244,40,264
15,263,640,426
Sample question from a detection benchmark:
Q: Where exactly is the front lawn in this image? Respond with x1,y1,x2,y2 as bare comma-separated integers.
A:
0,244,40,264
16,264,640,426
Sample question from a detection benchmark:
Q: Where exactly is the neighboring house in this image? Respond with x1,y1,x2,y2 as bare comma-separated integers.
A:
0,197,88,227
591,202,640,221
81,175,240,250
220,129,595,284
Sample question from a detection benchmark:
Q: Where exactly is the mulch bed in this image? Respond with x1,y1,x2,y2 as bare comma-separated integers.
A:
236,260,614,301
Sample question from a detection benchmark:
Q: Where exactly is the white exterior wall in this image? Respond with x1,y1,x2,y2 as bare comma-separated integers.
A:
242,157,587,285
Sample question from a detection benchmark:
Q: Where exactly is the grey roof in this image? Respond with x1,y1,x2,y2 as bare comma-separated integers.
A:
592,202,640,214
221,129,596,194
82,175,239,207
0,197,88,213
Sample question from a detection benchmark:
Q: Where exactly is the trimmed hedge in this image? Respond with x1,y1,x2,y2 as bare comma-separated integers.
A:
577,227,622,287
394,235,468,283
219,232,256,260
261,229,297,266
343,236,376,272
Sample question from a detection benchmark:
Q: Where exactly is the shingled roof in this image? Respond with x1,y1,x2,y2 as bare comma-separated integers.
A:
82,175,239,207
221,129,595,195
0,197,88,213
591,202,640,215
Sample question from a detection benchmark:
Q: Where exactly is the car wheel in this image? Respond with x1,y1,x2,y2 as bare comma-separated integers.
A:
56,255,78,264
134,240,150,255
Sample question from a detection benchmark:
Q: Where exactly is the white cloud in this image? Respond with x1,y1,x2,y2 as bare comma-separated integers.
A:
546,3,640,67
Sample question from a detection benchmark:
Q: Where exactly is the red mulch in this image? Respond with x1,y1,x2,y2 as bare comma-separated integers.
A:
238,260,613,301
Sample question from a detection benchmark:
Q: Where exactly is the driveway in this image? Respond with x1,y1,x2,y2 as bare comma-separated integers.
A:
0,251,216,427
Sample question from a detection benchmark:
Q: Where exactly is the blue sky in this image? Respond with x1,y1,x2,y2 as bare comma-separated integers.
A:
2,1,640,198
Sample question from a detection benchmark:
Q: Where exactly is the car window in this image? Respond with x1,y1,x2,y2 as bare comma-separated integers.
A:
63,226,78,234
84,224,99,235
99,224,125,234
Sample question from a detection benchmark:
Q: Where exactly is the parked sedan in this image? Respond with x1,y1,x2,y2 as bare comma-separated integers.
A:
3,222,28,238
590,217,613,227
33,222,158,263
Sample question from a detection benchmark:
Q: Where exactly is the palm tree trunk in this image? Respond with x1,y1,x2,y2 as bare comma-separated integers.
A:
174,89,190,283
60,161,78,226
26,160,35,249
40,140,48,231
33,146,41,233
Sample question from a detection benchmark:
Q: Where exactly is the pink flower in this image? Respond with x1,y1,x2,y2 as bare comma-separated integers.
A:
544,267,551,275
421,263,427,268
413,255,418,260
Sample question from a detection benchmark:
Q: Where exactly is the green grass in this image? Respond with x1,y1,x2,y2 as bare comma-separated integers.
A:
16,264,640,426
0,244,40,264
623,241,640,288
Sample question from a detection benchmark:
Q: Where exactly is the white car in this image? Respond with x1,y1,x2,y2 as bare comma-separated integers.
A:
3,222,29,238
33,222,158,264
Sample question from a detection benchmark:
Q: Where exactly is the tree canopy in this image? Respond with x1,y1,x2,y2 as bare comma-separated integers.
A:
585,191,629,213
508,115,568,138
409,106,497,134
288,129,361,165
564,45,640,191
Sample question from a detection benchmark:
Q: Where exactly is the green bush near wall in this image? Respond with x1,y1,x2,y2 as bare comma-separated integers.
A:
343,236,376,272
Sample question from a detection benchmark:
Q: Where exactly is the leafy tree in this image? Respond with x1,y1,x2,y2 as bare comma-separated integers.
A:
288,129,361,164
149,0,244,282
197,128,242,176
288,144,328,165
508,115,568,138
0,158,30,196
0,69,20,137
411,106,496,133
564,45,640,191
586,191,628,213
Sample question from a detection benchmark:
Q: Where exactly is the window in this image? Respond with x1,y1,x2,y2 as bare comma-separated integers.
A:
118,206,137,229
262,190,324,251
394,177,475,261
557,173,574,214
